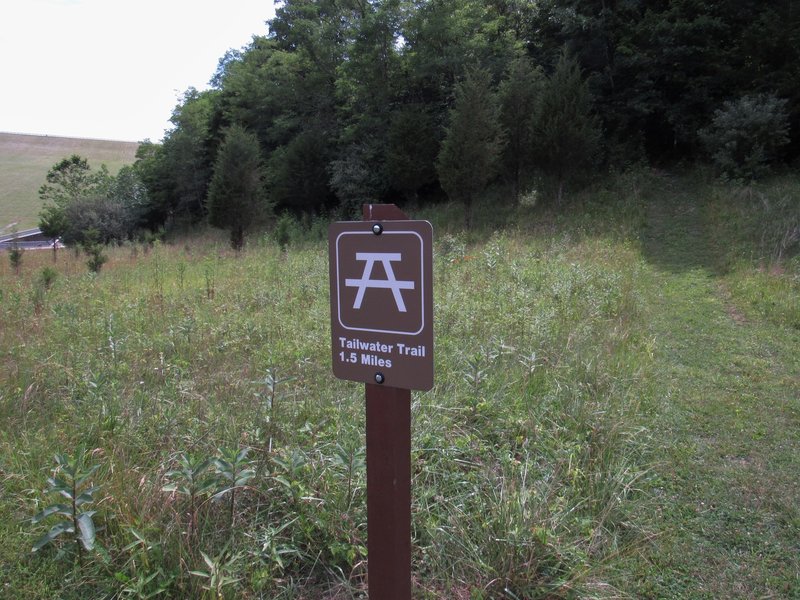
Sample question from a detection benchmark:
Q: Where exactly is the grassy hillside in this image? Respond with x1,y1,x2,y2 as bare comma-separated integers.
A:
0,172,798,598
0,133,139,231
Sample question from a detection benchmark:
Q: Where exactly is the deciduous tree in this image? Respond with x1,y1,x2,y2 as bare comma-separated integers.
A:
38,155,110,256
38,155,109,207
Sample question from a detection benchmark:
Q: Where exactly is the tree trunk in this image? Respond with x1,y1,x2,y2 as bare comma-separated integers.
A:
231,225,244,251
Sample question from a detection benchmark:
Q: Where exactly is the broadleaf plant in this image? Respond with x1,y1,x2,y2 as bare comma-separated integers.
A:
213,446,256,531
32,451,101,564
161,452,216,541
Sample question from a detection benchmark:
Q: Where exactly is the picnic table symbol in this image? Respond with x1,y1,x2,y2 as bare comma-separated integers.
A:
345,252,415,313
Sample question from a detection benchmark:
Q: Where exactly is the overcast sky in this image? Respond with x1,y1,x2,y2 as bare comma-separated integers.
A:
0,0,276,142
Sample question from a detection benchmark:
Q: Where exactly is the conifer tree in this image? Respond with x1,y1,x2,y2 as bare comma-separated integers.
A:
206,125,269,250
437,67,506,227
386,104,439,202
499,55,544,200
534,50,601,203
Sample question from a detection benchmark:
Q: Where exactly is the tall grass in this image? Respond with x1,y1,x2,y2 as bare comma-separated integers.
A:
705,177,800,328
0,170,735,598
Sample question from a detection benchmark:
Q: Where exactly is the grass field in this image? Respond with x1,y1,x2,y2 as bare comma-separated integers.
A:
0,171,798,598
0,132,139,231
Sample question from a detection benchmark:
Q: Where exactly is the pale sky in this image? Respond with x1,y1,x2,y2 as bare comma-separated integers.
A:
0,0,276,142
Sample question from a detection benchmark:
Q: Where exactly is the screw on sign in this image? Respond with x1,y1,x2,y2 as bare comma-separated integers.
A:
328,204,434,600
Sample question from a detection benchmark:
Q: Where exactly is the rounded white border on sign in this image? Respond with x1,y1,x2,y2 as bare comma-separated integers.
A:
335,230,426,336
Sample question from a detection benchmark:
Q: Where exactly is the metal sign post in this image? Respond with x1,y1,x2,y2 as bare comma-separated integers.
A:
328,204,433,600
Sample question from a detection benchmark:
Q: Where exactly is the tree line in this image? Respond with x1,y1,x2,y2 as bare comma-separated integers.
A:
42,0,800,248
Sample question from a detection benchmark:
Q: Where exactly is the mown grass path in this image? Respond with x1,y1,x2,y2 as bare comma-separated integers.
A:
632,182,800,598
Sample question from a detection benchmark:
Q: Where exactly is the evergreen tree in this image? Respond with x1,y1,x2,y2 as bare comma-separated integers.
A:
498,55,544,200
162,89,220,224
700,93,790,181
534,50,601,202
437,67,506,227
386,104,439,202
265,125,333,214
206,126,269,250
133,141,172,229
328,139,386,214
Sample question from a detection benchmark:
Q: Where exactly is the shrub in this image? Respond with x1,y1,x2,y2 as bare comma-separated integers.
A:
701,93,790,181
81,228,108,273
272,213,295,252
38,267,58,290
61,195,132,246
9,244,23,275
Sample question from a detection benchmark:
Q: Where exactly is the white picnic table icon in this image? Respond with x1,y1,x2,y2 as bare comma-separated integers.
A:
345,252,415,313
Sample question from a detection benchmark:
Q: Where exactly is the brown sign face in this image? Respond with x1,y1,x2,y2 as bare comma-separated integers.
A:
329,220,433,391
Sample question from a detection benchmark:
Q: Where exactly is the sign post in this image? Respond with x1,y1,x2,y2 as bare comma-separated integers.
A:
329,204,433,599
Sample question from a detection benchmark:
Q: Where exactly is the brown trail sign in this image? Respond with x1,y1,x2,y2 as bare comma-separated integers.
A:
329,215,433,391
328,204,434,599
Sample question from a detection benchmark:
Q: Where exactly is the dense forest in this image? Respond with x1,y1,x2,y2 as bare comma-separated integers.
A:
42,0,800,245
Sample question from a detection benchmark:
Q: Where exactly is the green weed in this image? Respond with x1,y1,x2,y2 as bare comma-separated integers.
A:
31,450,102,565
